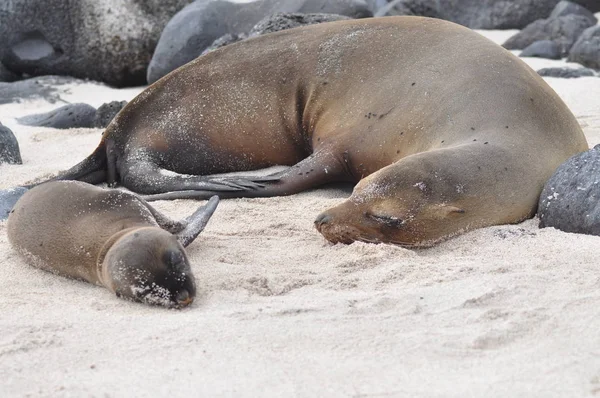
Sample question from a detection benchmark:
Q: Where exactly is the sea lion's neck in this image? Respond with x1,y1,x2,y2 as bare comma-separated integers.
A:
95,227,140,289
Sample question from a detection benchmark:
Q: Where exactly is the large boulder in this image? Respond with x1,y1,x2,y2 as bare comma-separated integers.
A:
572,0,600,12
147,0,372,84
0,0,192,87
549,0,597,25
539,145,600,236
503,15,595,57
0,62,19,82
376,0,562,29
568,26,600,70
0,122,21,164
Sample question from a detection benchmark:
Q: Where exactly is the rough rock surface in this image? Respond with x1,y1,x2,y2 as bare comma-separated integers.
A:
539,145,600,236
201,34,248,56
0,62,19,82
572,0,600,12
147,0,372,84
520,40,562,59
537,67,596,78
249,12,351,36
0,0,192,87
549,0,598,25
202,13,351,56
0,187,28,221
93,101,128,129
0,76,76,105
503,15,595,57
568,26,600,70
376,0,563,29
17,103,97,129
0,122,21,164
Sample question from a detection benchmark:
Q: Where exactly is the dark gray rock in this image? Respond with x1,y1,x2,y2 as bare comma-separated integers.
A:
568,26,600,70
537,67,596,78
0,187,28,221
0,0,192,87
573,0,600,12
17,103,97,129
249,13,351,37
203,12,351,55
520,40,562,59
0,62,20,82
0,75,77,105
376,0,562,29
201,34,248,56
503,15,595,57
0,123,21,164
147,0,372,84
93,101,128,128
550,0,598,25
539,145,600,236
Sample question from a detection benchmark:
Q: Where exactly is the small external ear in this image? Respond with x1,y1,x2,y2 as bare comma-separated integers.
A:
430,204,465,220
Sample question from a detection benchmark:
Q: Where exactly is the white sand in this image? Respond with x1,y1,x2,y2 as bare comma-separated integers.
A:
1,30,600,397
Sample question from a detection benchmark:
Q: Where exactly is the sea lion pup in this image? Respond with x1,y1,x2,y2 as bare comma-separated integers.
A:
7,181,219,308
38,17,587,246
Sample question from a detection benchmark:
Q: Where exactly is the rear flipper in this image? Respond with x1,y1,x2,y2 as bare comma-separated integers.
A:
120,160,273,195
175,196,220,247
139,195,220,247
141,148,352,202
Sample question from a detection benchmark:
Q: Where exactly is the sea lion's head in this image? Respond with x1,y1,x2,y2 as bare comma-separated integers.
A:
100,227,197,308
314,163,468,247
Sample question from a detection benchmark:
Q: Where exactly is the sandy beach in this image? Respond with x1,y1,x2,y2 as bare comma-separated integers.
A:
1,28,600,397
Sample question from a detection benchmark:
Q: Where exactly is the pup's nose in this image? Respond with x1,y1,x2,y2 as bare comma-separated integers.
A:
176,290,193,307
314,213,332,229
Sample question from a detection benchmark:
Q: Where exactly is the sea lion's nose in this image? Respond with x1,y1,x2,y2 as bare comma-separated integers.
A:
176,290,193,307
314,213,332,229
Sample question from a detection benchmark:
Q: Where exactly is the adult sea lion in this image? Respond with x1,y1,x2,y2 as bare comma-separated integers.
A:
38,16,588,246
8,181,219,307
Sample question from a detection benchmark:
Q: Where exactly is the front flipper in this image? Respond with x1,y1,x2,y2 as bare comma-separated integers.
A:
142,148,352,202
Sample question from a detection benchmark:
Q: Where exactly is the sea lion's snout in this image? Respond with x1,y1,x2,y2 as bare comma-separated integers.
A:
314,213,332,229
175,290,193,307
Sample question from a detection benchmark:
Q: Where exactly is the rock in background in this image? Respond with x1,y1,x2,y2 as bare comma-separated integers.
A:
550,0,597,25
14,100,128,129
0,0,193,87
376,0,562,29
0,62,19,82
568,26,600,70
202,13,352,56
93,101,127,128
0,187,28,220
147,0,372,84
539,145,600,236
0,122,21,164
16,103,97,129
521,40,562,59
537,67,596,78
503,14,595,57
